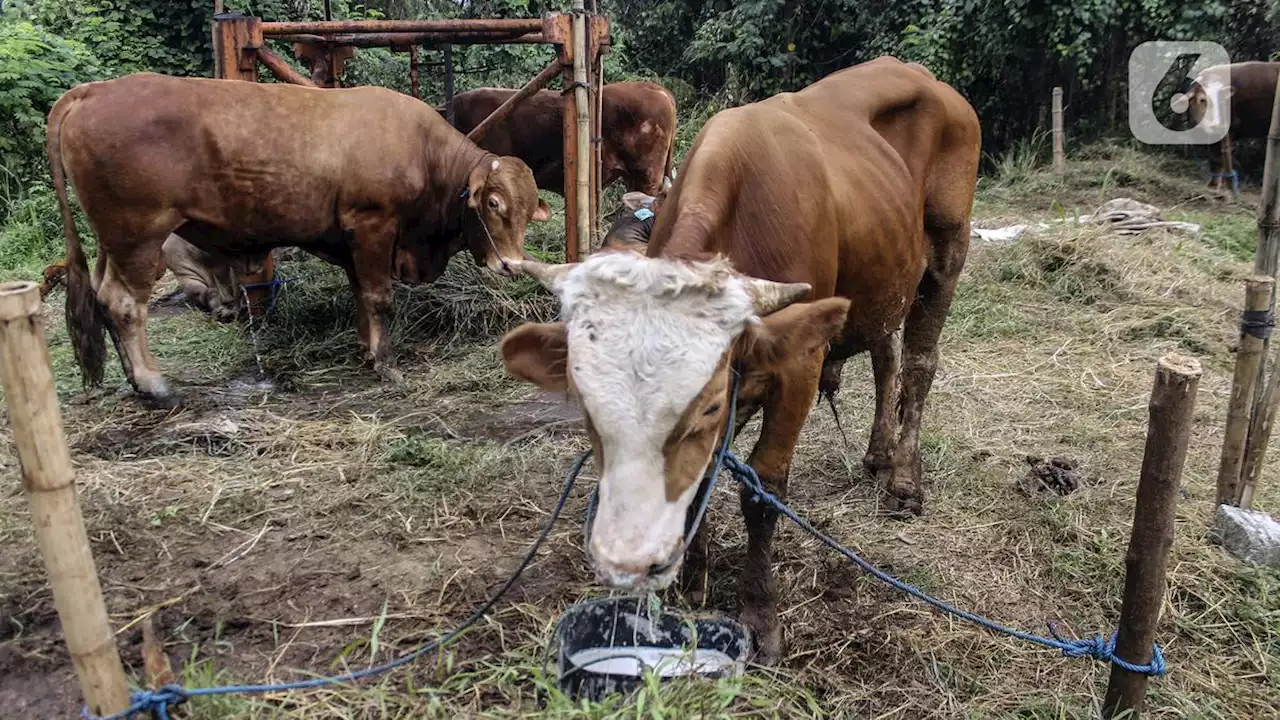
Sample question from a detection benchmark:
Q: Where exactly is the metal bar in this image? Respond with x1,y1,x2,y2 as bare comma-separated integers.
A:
409,45,420,99
444,44,455,124
261,18,542,35
257,45,318,87
467,58,563,143
270,31,546,46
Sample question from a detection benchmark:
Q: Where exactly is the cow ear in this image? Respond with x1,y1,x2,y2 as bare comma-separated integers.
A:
501,322,568,391
467,163,489,209
532,198,552,222
622,192,655,211
1170,92,1190,114
739,298,850,370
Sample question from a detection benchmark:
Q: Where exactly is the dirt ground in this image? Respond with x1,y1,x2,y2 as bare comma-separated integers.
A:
2,149,1278,718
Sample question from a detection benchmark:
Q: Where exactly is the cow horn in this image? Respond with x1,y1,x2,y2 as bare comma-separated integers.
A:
742,277,813,316
519,259,577,294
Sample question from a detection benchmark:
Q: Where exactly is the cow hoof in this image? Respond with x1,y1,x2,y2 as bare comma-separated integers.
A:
862,452,892,477
877,467,923,518
139,391,181,411
740,606,782,666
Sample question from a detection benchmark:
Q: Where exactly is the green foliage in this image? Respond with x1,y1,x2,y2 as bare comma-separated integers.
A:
613,0,1280,153
0,17,101,193
17,0,214,76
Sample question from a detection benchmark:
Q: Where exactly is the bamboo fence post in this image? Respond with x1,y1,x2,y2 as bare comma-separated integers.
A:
1103,353,1201,720
1239,338,1280,508
1052,87,1065,174
0,281,130,717
1237,68,1280,505
571,0,592,261
557,16,579,262
1216,276,1274,505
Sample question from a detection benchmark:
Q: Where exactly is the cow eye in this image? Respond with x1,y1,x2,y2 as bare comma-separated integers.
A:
702,403,721,417
487,196,501,210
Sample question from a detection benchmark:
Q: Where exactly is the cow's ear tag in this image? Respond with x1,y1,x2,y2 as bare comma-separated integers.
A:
634,208,655,221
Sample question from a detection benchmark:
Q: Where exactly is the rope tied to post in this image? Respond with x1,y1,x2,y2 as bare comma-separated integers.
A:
1241,308,1275,340
561,80,591,95
719,452,1169,677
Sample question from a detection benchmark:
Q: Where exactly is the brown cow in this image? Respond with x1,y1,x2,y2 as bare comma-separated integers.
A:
48,72,550,407
499,57,979,662
1173,61,1280,178
443,82,677,196
598,187,666,253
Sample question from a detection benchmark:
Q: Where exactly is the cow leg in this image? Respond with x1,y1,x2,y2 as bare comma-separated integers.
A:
97,242,175,407
883,222,967,516
738,351,822,665
680,523,710,606
345,214,402,382
863,328,903,475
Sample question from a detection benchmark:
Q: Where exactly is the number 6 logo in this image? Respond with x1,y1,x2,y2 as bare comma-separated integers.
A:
1129,41,1231,145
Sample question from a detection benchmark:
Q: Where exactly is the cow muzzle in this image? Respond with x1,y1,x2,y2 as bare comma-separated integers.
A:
589,536,684,591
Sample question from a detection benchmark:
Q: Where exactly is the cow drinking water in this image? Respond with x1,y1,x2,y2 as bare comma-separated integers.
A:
48,72,550,407
500,57,980,662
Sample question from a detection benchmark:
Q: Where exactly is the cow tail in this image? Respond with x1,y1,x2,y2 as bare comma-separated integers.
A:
46,89,106,388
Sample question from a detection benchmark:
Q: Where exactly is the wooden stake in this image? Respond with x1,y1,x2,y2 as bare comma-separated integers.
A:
1103,353,1201,720
1216,276,1274,505
1052,87,1065,174
1220,133,1236,198
0,281,130,717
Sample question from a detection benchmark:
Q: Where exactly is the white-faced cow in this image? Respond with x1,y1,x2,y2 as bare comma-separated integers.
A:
500,57,980,662
1173,61,1280,179
47,72,550,407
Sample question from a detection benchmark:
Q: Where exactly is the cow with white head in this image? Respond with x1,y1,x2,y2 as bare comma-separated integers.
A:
501,253,849,597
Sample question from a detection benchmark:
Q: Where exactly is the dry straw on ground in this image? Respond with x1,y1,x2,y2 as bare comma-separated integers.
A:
2,156,1278,718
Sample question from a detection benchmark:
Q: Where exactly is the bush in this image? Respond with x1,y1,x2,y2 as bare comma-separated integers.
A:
0,18,101,198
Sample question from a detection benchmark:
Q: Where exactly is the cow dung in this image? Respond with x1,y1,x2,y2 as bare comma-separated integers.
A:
1017,455,1084,497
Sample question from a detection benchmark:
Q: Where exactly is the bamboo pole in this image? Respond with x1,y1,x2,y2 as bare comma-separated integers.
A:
1238,67,1280,508
1216,276,1274,505
466,58,563,143
1103,353,1201,720
558,18,579,262
0,281,130,717
1239,337,1280,508
1052,87,1065,174
571,0,591,261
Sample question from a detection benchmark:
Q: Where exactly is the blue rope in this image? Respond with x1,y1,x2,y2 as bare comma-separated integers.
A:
719,452,1167,677
82,451,590,720
241,275,286,320
1211,170,1240,195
